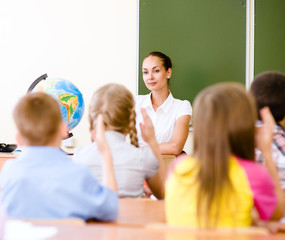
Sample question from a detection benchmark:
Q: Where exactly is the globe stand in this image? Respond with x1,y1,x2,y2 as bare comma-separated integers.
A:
27,73,48,93
65,132,74,139
27,74,74,155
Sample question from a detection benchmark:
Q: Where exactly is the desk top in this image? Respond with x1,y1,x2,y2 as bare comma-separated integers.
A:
6,198,285,239
115,198,165,227
87,198,165,227
0,152,19,158
23,222,285,240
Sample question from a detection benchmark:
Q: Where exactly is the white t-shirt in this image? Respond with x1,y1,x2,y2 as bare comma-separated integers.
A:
135,92,192,147
73,131,158,198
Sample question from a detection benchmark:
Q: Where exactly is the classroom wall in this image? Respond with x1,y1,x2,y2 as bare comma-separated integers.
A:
138,0,246,104
0,0,138,148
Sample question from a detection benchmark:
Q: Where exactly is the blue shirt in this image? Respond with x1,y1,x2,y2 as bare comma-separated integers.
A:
0,146,118,221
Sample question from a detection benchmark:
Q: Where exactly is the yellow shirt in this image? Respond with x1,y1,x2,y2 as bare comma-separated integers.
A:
165,156,276,228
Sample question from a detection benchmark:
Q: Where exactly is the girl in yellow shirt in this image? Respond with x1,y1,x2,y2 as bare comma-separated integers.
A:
165,82,284,228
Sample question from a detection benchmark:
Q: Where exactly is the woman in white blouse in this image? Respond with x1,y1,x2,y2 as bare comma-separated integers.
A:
136,51,192,155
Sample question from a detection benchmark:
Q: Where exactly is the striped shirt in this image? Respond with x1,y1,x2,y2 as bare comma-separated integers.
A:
256,124,285,189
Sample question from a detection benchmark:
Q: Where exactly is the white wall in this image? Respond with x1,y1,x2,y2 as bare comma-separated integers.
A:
0,0,138,148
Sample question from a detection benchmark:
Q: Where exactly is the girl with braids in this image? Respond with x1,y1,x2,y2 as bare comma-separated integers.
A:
73,83,164,199
165,83,285,228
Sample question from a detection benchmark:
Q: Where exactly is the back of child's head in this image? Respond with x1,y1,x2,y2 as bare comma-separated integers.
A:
193,82,257,161
89,83,138,147
13,92,62,146
192,82,257,226
250,71,285,123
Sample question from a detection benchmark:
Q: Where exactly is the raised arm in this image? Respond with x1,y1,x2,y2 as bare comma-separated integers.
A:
140,108,165,199
256,107,285,220
159,115,191,155
92,114,117,193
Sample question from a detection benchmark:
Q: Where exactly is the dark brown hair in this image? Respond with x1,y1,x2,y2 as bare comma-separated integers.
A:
145,51,172,71
250,71,285,123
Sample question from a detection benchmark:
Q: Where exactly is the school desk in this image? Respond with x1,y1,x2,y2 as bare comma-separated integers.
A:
12,219,285,240
6,198,285,239
87,198,166,227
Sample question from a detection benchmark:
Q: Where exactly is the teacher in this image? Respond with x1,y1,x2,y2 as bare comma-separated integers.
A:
135,51,192,155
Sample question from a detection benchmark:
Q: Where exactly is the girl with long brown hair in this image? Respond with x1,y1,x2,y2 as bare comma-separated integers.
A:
165,82,284,228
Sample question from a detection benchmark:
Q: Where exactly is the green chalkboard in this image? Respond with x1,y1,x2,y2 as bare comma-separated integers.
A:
255,0,285,75
139,0,246,104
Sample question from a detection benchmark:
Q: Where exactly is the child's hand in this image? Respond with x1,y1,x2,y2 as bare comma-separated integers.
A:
143,184,153,198
139,108,155,144
255,107,274,153
93,114,108,154
94,114,117,192
255,220,285,233
140,108,165,199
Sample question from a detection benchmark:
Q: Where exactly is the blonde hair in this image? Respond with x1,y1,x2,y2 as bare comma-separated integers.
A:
13,92,62,146
193,82,257,227
89,83,138,147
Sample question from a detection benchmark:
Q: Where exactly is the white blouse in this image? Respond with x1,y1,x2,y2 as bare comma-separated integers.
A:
135,92,192,147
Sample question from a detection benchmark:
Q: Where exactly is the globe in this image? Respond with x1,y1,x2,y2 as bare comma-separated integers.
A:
32,77,85,131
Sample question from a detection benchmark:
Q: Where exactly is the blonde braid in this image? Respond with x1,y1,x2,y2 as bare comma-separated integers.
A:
129,107,139,147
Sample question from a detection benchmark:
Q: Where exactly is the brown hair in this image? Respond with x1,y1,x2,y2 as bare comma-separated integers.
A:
192,82,257,227
89,83,138,147
13,92,62,146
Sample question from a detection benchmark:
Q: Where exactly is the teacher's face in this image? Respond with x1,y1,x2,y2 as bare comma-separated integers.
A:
142,56,172,92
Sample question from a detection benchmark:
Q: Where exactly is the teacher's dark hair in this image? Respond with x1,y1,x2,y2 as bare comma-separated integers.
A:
145,51,172,71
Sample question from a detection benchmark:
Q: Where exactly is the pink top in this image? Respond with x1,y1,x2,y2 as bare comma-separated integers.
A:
236,156,277,220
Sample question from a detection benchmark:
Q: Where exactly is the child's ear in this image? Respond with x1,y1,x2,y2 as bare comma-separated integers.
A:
15,132,24,146
90,129,96,142
60,122,69,139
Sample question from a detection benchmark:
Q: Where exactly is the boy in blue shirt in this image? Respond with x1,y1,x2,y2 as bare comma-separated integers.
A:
0,92,118,220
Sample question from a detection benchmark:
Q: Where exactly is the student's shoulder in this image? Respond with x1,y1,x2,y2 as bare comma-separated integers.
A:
167,155,196,178
1,158,19,173
235,156,273,185
73,143,98,160
68,158,98,181
117,144,157,165
1,152,29,170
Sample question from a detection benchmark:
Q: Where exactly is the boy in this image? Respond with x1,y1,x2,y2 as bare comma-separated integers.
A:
0,92,118,220
250,71,285,189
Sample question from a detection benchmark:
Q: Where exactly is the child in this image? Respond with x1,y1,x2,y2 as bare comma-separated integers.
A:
250,71,285,189
73,83,165,199
0,92,118,220
165,82,285,228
